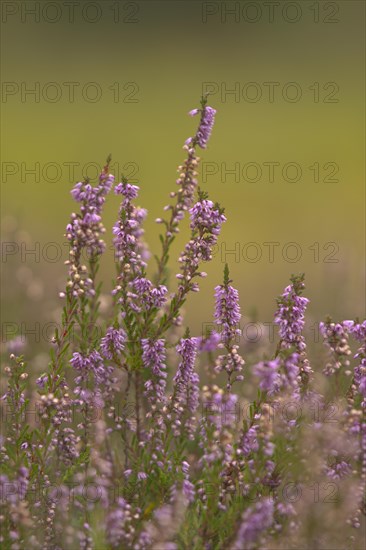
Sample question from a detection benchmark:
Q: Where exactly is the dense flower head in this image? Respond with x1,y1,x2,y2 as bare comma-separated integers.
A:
275,278,309,348
114,182,139,200
127,277,168,312
70,350,113,388
142,338,167,374
274,274,312,385
100,326,126,360
70,182,102,207
70,167,114,220
70,350,102,372
213,267,245,388
348,320,366,342
70,169,114,210
186,104,217,149
214,283,241,344
189,199,226,235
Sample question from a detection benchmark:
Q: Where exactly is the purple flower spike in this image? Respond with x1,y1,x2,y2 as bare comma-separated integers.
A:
65,163,114,297
274,274,312,384
128,277,168,312
114,182,139,200
214,284,241,344
213,266,245,388
274,276,309,350
188,105,217,149
100,327,126,359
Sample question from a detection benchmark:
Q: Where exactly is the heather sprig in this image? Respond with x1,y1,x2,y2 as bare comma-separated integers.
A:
274,274,313,390
64,157,114,300
214,264,245,391
112,177,149,345
100,325,127,361
112,178,148,276
186,96,217,150
154,97,217,287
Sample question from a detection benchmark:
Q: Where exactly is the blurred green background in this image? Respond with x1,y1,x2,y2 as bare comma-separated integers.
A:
1,0,365,355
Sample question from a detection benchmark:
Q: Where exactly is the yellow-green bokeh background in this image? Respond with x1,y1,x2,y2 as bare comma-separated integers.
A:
1,0,365,348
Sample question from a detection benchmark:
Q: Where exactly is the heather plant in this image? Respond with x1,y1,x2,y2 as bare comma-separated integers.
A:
1,98,365,550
